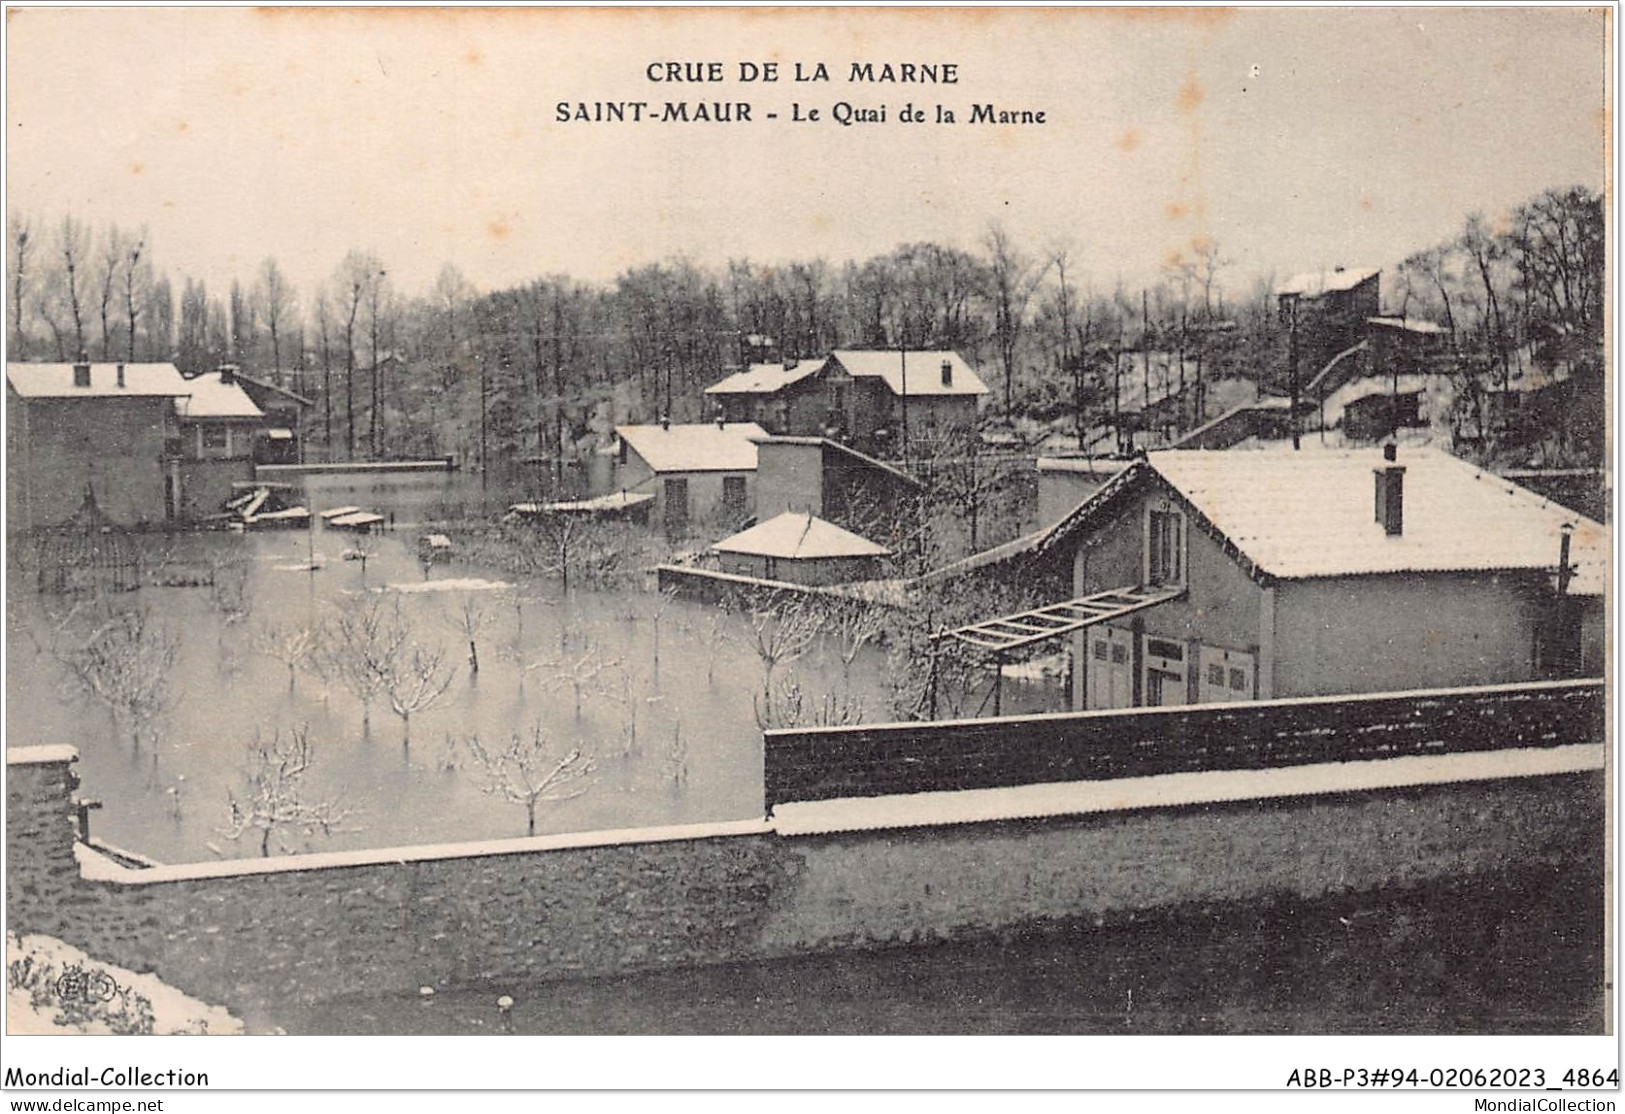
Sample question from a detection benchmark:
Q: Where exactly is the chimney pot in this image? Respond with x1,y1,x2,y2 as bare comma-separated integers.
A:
661,414,671,431
1374,460,1406,536
1383,441,1397,462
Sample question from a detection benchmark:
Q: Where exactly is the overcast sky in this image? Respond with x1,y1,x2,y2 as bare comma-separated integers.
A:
5,6,1609,307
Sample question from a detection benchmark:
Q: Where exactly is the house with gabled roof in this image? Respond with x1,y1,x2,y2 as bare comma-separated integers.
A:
7,360,190,530
937,446,1605,712
703,358,829,432
614,420,768,538
702,350,988,457
6,360,272,530
822,349,988,455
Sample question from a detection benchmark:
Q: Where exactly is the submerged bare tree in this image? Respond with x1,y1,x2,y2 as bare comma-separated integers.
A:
59,607,178,749
527,637,619,720
755,672,867,731
458,596,495,674
312,597,409,733
464,722,595,836
250,620,316,693
222,725,354,858
385,642,454,745
737,598,826,727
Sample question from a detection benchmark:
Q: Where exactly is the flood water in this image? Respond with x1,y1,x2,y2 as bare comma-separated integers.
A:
279,859,1604,1036
6,485,1062,864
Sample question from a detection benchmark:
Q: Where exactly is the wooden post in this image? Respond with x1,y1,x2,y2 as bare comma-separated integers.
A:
993,650,1005,717
927,634,940,720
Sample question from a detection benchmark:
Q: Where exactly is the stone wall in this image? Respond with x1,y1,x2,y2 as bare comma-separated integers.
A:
7,744,1604,1029
765,678,1603,807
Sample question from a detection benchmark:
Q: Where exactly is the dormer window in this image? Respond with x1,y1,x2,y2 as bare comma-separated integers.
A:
1146,504,1185,586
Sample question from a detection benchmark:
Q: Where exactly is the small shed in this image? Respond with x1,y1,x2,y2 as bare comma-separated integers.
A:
712,511,890,586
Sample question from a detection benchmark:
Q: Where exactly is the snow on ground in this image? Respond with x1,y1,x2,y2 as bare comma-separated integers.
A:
384,577,515,593
6,932,244,1035
1000,652,1069,682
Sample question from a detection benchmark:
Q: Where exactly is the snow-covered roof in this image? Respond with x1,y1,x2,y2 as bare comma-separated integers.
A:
713,511,890,560
703,359,827,395
1274,267,1380,297
1366,316,1446,335
7,362,189,399
827,350,989,397
616,422,767,473
1044,447,1606,596
173,371,264,420
538,491,655,513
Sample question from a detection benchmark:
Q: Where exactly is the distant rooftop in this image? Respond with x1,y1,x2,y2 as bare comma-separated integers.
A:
704,359,827,396
175,370,265,420
7,361,189,399
616,422,767,473
827,350,989,397
1274,267,1380,297
713,511,890,560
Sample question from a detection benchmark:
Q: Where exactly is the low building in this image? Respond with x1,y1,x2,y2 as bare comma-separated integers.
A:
232,370,314,464
940,446,1605,711
173,366,266,520
712,511,891,585
614,421,767,537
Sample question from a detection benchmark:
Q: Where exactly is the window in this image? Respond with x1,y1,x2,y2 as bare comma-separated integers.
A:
722,475,747,520
1197,645,1256,704
1146,507,1184,586
202,425,228,451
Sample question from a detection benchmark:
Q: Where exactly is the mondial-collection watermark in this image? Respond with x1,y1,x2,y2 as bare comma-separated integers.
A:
3,1068,208,1089
1472,1102,1616,1112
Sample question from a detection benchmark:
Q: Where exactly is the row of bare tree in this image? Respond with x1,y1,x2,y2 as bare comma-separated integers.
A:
11,185,1603,477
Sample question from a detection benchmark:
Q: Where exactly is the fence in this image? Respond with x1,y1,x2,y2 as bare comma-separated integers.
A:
763,678,1605,808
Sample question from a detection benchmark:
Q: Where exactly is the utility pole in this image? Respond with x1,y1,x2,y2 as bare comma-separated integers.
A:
663,342,673,422
899,341,908,463
478,351,488,491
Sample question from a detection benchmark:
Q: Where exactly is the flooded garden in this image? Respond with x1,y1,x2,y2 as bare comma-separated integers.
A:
5,475,1064,864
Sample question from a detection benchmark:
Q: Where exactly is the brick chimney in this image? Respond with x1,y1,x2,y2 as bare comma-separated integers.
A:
115,363,126,388
1374,442,1404,536
217,363,237,386
72,353,91,389
941,359,953,387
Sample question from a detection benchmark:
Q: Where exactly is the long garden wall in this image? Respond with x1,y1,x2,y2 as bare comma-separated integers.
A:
8,733,1603,1027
